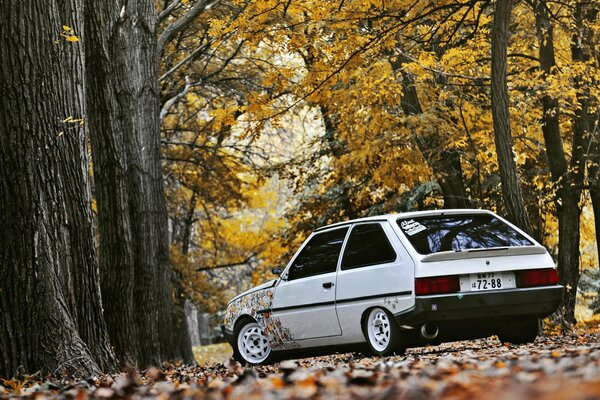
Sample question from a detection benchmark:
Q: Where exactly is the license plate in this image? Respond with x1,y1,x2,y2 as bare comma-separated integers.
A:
459,272,516,292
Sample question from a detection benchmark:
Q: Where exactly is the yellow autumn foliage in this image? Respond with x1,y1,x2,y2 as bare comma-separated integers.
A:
159,0,599,316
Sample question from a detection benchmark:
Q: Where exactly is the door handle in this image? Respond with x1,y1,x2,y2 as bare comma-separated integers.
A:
322,282,334,288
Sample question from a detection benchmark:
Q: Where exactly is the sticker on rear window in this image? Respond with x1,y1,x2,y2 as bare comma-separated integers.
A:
400,219,426,236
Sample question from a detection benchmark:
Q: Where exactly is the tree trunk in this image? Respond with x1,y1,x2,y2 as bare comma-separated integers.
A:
170,287,196,363
490,0,533,234
0,0,115,377
534,2,567,183
85,1,138,365
590,163,600,269
561,1,597,323
392,55,471,209
180,193,197,256
86,0,190,367
575,2,600,271
170,192,196,363
534,0,585,326
320,104,347,160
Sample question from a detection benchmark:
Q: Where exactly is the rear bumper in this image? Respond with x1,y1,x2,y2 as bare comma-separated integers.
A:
394,285,563,327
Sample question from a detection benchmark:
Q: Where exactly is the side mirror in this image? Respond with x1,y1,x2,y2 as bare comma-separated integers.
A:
271,268,283,276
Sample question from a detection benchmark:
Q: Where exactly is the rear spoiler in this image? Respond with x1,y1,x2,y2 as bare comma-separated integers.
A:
420,246,547,263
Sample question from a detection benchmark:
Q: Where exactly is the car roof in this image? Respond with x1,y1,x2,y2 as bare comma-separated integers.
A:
313,208,493,232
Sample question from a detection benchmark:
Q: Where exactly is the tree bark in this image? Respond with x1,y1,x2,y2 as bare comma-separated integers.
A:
565,1,597,322
574,2,600,271
86,0,191,367
0,0,115,377
534,0,585,326
391,55,471,209
170,287,196,363
85,0,139,367
490,0,534,234
171,192,197,363
590,163,600,269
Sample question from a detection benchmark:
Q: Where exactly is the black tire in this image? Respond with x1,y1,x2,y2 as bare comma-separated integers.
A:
362,307,406,357
498,317,539,344
232,317,275,365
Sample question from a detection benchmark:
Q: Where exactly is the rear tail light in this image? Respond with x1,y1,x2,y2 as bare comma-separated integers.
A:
415,276,460,295
516,268,559,288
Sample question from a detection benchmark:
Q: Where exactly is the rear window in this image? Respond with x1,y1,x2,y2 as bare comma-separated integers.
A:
396,214,533,255
341,223,397,270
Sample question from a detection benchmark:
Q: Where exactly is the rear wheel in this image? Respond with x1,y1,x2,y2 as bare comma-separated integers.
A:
233,318,274,365
498,318,539,344
363,307,405,357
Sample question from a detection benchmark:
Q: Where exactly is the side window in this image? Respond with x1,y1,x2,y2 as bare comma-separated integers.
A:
287,227,349,281
341,223,397,270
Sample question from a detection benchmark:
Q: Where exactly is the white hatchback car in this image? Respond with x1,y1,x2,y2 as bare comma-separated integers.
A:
221,209,562,365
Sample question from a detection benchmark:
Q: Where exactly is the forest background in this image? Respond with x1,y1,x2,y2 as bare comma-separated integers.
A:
0,0,598,379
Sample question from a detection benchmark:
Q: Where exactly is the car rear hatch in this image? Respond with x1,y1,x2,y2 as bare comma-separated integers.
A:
396,212,557,295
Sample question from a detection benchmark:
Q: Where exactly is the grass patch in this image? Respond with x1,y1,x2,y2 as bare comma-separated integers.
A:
193,342,233,365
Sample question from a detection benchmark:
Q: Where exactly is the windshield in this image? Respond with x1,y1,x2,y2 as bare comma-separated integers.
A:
397,214,533,255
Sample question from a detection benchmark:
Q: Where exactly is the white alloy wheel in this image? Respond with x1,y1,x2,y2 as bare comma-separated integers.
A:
236,322,271,364
367,308,392,352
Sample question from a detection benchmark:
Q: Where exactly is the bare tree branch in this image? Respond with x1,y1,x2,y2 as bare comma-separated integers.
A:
160,42,211,82
158,0,220,53
160,77,194,120
158,0,182,23
196,254,256,272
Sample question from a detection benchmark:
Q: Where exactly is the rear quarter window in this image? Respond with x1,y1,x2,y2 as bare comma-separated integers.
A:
341,223,397,270
397,214,533,255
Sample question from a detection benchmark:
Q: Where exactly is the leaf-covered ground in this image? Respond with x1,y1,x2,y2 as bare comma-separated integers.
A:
2,333,599,399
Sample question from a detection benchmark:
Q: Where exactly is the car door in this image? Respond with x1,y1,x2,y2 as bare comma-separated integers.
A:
271,227,349,341
335,222,414,341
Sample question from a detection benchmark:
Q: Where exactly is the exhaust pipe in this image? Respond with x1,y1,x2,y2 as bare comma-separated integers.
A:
420,323,439,340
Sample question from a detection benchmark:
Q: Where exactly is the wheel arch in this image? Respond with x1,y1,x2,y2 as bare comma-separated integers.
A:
233,314,256,331
360,305,395,338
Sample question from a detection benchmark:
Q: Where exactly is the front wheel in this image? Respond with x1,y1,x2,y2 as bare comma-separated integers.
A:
363,307,405,357
233,318,274,365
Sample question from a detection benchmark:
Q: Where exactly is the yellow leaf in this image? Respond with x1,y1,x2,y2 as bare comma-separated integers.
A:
63,25,71,31
66,35,79,42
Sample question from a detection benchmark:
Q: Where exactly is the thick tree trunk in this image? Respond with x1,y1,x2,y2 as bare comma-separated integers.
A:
0,0,115,377
534,0,584,326
85,1,138,366
490,0,534,234
86,0,190,367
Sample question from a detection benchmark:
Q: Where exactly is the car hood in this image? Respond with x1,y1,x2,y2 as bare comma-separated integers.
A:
228,279,277,305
